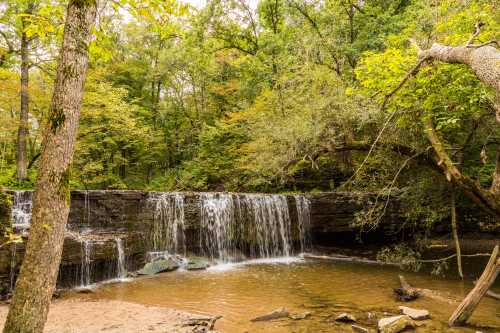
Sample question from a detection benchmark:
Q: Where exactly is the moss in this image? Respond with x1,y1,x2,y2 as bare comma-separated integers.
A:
0,192,12,232
48,106,66,133
58,169,72,205
72,0,96,8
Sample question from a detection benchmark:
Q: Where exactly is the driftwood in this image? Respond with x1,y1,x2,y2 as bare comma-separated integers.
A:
473,280,500,301
302,253,398,266
396,275,458,304
182,316,222,330
449,245,500,326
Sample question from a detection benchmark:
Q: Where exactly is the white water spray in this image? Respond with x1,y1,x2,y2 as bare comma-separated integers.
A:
80,240,93,287
12,191,32,229
115,238,127,280
148,192,186,255
295,195,312,253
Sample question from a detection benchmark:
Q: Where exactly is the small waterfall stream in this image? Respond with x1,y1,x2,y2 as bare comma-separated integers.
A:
295,195,312,253
115,238,127,280
12,191,32,229
80,240,93,287
148,192,186,255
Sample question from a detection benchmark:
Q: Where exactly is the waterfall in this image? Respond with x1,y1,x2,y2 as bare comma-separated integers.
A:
245,194,292,258
80,240,93,287
115,238,127,280
12,191,32,230
199,193,294,262
295,195,312,253
84,190,91,226
148,192,185,255
199,193,237,261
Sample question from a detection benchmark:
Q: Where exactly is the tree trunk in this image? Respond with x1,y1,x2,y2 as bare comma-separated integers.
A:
450,189,463,279
449,245,500,326
418,44,500,93
3,1,97,332
15,6,34,182
491,145,500,195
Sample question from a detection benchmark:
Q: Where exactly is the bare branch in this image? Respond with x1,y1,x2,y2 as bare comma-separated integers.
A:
466,21,485,46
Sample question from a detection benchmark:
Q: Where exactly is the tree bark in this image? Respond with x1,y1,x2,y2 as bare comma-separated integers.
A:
449,245,500,326
3,1,97,332
450,189,463,279
418,44,499,93
15,5,34,182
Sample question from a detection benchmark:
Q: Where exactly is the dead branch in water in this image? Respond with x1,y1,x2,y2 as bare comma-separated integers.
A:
396,275,458,304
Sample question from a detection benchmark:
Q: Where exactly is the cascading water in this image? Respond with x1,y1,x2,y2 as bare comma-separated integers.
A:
80,240,93,287
295,195,312,253
115,238,127,280
199,193,237,261
84,190,91,226
12,190,32,230
148,192,186,255
244,194,292,258
199,193,296,262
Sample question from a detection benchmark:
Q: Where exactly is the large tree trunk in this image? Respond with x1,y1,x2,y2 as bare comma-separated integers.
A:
15,5,34,182
418,44,500,93
3,1,97,332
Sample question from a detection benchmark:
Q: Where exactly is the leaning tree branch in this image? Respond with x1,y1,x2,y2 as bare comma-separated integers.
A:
423,117,500,217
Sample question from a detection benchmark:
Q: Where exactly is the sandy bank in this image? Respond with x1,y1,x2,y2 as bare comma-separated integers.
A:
0,299,218,333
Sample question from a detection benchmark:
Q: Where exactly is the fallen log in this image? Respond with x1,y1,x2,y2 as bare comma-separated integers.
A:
302,253,398,266
396,275,458,304
449,245,500,326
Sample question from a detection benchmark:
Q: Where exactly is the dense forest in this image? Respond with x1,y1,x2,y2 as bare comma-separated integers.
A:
1,0,499,227
0,1,499,332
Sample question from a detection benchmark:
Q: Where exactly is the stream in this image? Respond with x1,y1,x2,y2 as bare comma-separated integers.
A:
68,258,500,333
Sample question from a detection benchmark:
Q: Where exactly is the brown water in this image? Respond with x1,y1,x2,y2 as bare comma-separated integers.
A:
71,258,500,332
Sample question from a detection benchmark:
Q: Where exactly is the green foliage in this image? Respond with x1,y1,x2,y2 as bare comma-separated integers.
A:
0,0,498,238
377,244,422,272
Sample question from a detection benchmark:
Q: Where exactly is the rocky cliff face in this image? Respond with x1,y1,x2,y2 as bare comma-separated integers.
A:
0,190,410,295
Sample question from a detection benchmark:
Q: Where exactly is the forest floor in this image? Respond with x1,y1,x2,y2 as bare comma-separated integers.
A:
0,299,217,333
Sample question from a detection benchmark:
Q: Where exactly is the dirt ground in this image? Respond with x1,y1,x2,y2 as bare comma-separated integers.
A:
0,299,217,333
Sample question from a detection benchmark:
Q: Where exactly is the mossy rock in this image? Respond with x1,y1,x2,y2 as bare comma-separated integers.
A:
186,257,210,270
137,258,180,275
0,192,12,232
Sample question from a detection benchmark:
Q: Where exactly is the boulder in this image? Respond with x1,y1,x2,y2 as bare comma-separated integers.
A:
137,258,180,275
250,308,289,322
378,315,414,333
186,257,211,270
335,313,356,323
398,306,430,320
